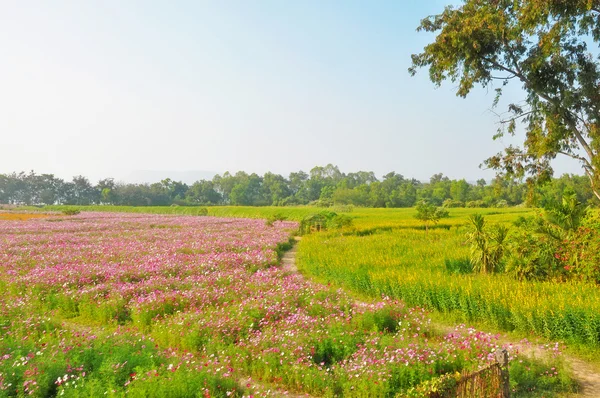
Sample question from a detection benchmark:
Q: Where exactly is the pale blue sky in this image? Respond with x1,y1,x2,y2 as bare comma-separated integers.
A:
0,1,581,183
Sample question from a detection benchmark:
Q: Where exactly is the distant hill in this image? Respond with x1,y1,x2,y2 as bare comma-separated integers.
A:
126,170,218,184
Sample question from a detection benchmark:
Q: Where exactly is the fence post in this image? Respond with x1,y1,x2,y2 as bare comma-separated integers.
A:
495,349,510,398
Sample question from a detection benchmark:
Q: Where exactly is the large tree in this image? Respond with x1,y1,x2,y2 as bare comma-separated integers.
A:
410,0,600,200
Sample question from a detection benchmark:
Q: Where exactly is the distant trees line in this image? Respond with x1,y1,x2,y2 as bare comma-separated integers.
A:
0,164,597,208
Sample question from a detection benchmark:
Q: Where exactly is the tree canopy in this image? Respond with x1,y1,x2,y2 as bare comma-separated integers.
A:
410,0,600,200
0,168,595,208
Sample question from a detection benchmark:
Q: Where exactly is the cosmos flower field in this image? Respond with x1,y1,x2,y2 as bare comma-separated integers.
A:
0,212,573,397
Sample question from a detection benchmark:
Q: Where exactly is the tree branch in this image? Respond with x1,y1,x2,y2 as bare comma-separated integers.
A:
481,53,597,166
498,111,534,124
581,164,600,201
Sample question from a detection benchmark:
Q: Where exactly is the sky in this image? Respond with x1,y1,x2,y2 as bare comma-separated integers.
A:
0,0,583,183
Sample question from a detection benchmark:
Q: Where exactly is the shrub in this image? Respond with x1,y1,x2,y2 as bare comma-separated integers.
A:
557,215,600,284
62,208,81,216
495,200,509,208
332,204,354,213
311,199,333,208
280,196,301,206
266,213,287,227
299,211,353,234
442,199,465,208
465,200,486,208
505,229,561,281
327,214,353,230
504,192,593,282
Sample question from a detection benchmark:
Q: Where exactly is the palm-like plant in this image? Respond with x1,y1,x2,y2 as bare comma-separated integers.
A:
467,214,508,274
544,191,588,238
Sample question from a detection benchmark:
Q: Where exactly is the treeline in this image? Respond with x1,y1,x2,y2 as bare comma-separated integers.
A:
0,165,597,207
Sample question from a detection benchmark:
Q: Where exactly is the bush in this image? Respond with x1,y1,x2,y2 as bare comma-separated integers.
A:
442,199,465,208
465,200,486,208
504,192,595,282
300,211,353,234
311,199,333,208
280,197,301,206
557,215,600,284
327,214,353,230
266,213,287,227
495,200,509,208
62,208,81,216
505,229,561,281
332,204,354,213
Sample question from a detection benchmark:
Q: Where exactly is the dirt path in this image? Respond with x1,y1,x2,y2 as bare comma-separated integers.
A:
281,238,300,274
432,323,600,397
284,237,600,397
498,337,600,397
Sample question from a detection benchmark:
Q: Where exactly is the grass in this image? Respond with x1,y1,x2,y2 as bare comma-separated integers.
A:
4,204,594,394
294,209,600,356
25,205,600,353
30,204,531,226
3,211,575,397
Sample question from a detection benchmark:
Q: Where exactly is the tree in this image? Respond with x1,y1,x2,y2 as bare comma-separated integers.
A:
72,176,98,205
262,172,291,205
410,1,600,200
186,180,222,205
98,178,117,204
289,171,310,204
160,178,189,201
414,201,449,234
451,179,470,203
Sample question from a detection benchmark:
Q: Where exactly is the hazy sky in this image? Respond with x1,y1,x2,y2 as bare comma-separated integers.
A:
0,1,582,183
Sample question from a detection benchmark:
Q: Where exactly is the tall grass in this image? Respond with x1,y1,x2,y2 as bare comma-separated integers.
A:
35,204,531,226
29,205,600,347
297,212,600,349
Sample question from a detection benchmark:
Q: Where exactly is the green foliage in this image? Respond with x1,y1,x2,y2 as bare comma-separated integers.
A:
299,211,353,235
505,225,561,281
467,214,509,274
297,207,600,348
5,167,598,209
414,201,450,233
62,208,81,216
495,200,509,208
543,190,588,236
405,372,458,398
444,257,474,275
265,212,287,227
509,357,578,397
557,215,600,284
466,200,487,208
505,191,593,282
327,213,353,230
411,0,600,200
332,204,354,213
442,199,465,208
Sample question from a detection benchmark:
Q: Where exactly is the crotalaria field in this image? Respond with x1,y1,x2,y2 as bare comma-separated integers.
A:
0,213,573,397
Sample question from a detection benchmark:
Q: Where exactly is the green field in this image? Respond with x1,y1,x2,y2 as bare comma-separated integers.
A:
4,205,596,395
36,205,600,353
298,213,600,350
